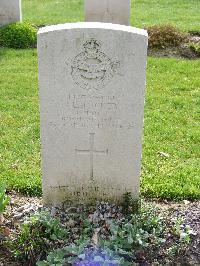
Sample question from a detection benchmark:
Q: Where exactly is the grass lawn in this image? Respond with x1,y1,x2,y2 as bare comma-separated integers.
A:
22,0,200,32
0,49,199,199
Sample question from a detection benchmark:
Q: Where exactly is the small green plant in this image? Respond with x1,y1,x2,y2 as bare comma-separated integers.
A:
37,239,128,266
172,217,194,244
10,211,68,264
100,203,166,262
165,218,194,258
189,42,200,56
0,184,10,214
37,238,90,266
0,22,37,48
122,192,141,215
147,25,188,49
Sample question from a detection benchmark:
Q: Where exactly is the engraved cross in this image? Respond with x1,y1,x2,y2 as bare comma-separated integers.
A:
75,133,108,181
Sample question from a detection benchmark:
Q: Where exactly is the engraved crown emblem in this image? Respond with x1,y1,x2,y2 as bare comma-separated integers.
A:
83,39,101,52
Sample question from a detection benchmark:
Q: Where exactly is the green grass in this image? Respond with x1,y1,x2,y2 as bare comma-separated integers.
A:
0,49,199,199
0,49,41,195
22,0,200,32
142,58,200,199
132,0,200,32
23,0,84,26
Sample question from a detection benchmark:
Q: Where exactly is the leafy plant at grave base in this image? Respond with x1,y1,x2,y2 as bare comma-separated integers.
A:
10,211,68,265
99,203,166,261
80,218,95,238
37,239,129,266
36,238,89,266
0,184,10,214
0,22,37,48
172,217,194,244
121,192,141,215
165,216,194,259
99,204,193,264
189,42,200,56
37,202,193,265
147,25,188,49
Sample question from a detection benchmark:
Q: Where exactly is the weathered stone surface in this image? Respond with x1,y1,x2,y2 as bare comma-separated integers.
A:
38,22,148,206
84,0,131,25
0,0,22,27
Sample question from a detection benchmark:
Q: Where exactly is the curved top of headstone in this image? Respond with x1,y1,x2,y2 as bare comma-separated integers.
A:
38,22,147,37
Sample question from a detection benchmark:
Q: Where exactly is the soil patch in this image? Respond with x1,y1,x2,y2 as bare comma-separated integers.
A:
148,34,200,59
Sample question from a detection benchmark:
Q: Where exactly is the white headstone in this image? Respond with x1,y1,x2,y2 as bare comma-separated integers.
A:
85,0,131,25
38,22,148,206
0,0,22,27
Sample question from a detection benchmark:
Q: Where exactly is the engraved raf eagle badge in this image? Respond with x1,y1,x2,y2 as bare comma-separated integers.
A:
71,39,120,90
